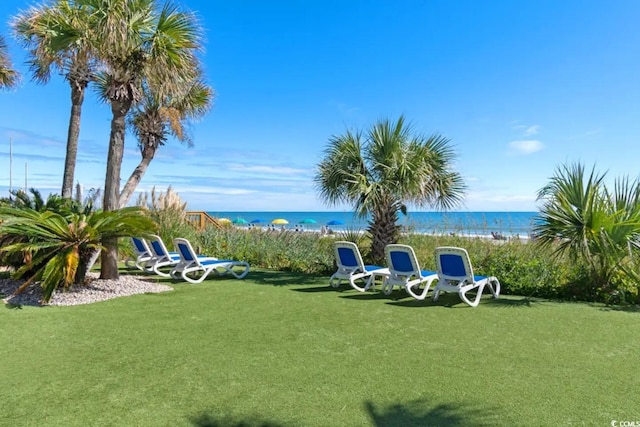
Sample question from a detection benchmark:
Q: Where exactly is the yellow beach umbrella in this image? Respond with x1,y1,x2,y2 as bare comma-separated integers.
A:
218,218,231,224
271,218,289,225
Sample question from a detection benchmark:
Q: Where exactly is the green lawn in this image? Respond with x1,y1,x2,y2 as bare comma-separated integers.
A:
1,269,639,426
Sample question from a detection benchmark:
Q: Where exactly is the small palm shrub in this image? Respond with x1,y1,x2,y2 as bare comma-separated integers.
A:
534,162,640,303
0,189,91,270
0,206,156,302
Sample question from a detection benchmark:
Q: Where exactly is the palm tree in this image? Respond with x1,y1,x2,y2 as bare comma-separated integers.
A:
1,188,63,212
315,116,466,263
12,1,95,198
78,0,204,279
0,34,19,89
0,206,156,303
534,162,640,292
118,76,213,207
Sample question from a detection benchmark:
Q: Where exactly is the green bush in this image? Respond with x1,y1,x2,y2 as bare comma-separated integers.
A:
122,195,640,305
198,227,335,274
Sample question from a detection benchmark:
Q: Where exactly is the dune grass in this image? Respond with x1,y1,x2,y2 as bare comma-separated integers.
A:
1,269,639,426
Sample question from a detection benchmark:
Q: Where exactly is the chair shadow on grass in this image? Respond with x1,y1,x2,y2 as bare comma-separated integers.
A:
385,292,541,309
244,269,327,287
340,289,412,302
292,285,354,293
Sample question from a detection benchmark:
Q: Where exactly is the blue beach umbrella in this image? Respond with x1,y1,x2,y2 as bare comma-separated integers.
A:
250,219,265,224
299,218,317,224
326,220,344,226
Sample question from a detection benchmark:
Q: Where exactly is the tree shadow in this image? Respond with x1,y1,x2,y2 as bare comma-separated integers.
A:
365,398,497,426
189,399,496,427
189,412,287,427
596,304,640,314
3,302,23,310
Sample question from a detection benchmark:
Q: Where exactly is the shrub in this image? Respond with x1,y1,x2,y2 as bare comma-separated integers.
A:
133,186,198,254
0,206,156,302
199,227,335,274
534,162,640,303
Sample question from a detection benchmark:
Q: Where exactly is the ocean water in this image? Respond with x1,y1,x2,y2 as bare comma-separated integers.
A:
207,211,539,238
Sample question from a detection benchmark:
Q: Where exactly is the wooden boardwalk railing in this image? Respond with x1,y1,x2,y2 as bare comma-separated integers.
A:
186,211,224,231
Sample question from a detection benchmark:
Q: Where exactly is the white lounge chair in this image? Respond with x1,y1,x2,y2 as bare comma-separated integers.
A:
171,238,250,283
126,237,153,271
329,241,389,292
432,246,501,307
383,244,438,297
146,234,182,277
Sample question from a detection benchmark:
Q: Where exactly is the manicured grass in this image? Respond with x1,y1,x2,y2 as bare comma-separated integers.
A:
1,269,639,426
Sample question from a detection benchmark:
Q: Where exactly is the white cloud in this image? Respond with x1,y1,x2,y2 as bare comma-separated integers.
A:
509,140,543,155
511,123,540,136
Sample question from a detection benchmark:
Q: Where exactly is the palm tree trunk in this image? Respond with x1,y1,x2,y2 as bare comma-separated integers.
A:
101,99,131,280
61,82,86,198
368,205,401,264
119,147,156,208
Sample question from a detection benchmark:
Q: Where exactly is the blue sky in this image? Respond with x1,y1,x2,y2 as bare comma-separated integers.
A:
1,0,640,212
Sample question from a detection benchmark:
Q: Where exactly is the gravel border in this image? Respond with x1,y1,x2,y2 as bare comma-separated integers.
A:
1,272,173,307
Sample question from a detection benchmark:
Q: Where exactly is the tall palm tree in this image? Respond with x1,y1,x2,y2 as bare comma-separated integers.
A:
315,116,466,263
12,1,95,198
0,34,19,89
80,0,204,279
118,76,213,207
534,162,640,290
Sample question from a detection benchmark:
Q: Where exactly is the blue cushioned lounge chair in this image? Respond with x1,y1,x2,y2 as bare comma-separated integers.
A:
146,234,182,277
432,246,500,307
171,238,250,283
383,244,438,297
126,236,153,271
329,241,389,292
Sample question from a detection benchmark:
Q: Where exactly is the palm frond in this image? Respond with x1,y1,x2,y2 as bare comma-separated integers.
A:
0,34,19,89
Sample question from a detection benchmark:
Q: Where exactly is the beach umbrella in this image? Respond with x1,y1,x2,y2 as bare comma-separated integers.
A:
326,220,344,226
299,218,317,224
232,218,247,224
218,218,231,224
250,219,265,224
272,218,289,225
